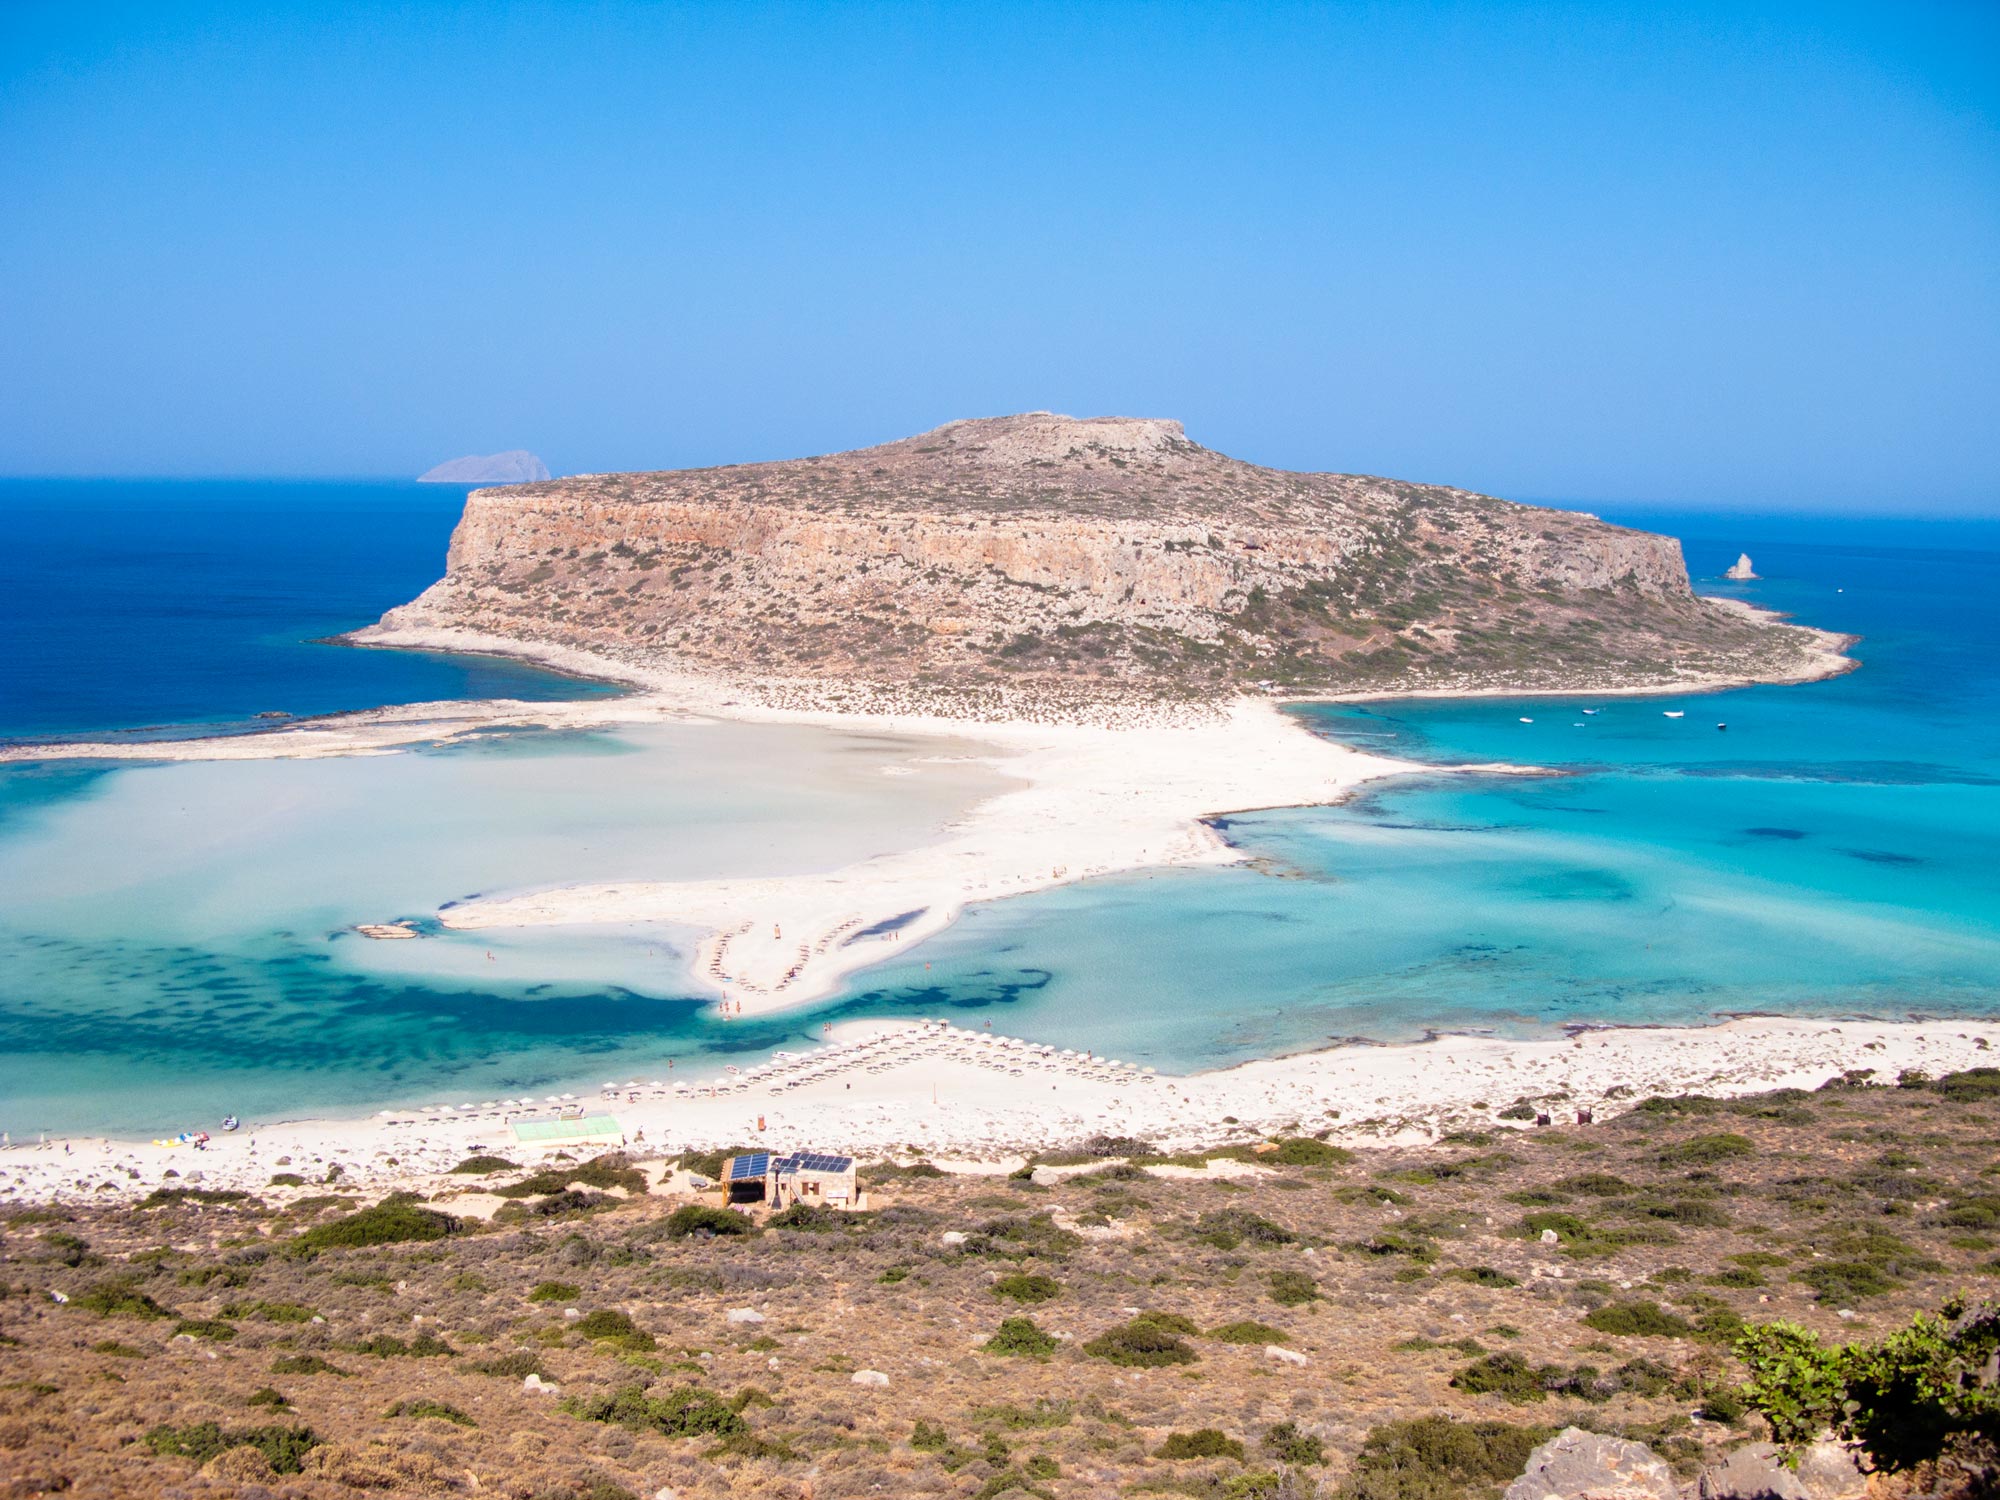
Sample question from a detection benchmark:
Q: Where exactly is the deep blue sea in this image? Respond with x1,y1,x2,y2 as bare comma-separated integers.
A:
0,479,618,743
2,482,1996,1135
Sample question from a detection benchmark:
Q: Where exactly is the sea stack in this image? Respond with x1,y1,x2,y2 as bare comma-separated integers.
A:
1725,553,1757,580
418,450,552,484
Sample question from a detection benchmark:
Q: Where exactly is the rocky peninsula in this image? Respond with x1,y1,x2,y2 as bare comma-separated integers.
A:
360,413,1848,712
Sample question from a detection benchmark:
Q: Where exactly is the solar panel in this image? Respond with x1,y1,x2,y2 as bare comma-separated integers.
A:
774,1152,853,1174
726,1152,771,1181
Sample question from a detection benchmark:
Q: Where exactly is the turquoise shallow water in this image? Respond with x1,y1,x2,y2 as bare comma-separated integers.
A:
2,499,1997,1135
829,516,2000,1061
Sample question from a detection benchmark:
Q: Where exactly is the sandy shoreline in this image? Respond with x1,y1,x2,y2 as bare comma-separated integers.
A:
3,1015,1990,1211
0,619,1899,1201
3,630,1428,1012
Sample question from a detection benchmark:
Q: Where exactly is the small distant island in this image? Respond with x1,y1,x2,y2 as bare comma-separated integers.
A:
417,450,550,484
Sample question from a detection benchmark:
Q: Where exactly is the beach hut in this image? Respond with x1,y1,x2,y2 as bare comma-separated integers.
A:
717,1150,859,1209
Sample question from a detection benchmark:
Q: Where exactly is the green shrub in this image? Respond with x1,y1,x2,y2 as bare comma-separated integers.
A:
143,1422,319,1474
1209,1320,1287,1345
1735,1303,2000,1471
473,1351,545,1378
1268,1269,1319,1306
662,1204,758,1238
991,1272,1062,1304
172,1318,236,1342
563,1383,747,1439
1341,1414,1556,1499
385,1398,475,1426
576,1309,656,1350
343,1331,454,1357
450,1154,518,1175
1517,1211,1590,1242
1264,1420,1325,1465
1446,1266,1520,1288
1082,1315,1197,1367
139,1186,252,1209
1192,1209,1296,1250
91,1340,148,1358
494,1154,647,1198
245,1387,289,1408
1934,1067,2000,1103
290,1196,457,1256
529,1280,581,1302
1350,1231,1438,1263
268,1173,305,1187
223,1299,315,1324
1582,1301,1694,1337
1451,1352,1559,1402
492,1187,614,1222
767,1201,862,1232
1553,1172,1631,1196
1933,1195,2000,1231
964,1212,1082,1259
1657,1132,1755,1166
1627,1196,1732,1227
983,1316,1060,1357
270,1353,349,1376
1795,1260,1898,1303
72,1281,170,1319
1156,1428,1244,1460
1264,1137,1353,1166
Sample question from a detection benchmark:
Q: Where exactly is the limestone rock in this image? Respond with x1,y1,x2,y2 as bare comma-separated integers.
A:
851,1369,890,1387
522,1373,560,1395
1504,1426,1679,1500
363,414,1840,704
725,1307,766,1323
1725,553,1758,580
1265,1344,1309,1365
418,450,551,484
1698,1440,1867,1500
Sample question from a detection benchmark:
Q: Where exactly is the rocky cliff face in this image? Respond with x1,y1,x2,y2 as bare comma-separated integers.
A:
365,414,1840,701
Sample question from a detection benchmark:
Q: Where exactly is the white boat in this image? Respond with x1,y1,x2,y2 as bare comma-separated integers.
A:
1582,708,1599,715
1519,717,1534,724
1664,711,1685,718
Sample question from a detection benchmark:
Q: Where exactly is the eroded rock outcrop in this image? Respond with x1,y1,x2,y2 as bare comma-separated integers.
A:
366,414,1842,703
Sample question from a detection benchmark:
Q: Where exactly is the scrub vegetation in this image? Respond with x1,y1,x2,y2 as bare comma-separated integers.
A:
4,1070,2000,1496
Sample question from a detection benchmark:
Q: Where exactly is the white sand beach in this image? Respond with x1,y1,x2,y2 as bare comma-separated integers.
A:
1,625,1940,1215
5,631,1432,1013
2,1016,1989,1210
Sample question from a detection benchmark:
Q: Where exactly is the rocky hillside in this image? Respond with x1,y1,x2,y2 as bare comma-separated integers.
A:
365,415,1841,702
5,1072,1996,1498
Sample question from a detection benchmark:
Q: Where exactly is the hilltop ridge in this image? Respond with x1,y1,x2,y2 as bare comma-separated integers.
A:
362,415,1846,707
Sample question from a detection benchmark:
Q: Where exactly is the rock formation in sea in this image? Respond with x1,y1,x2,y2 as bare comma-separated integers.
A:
365,413,1841,701
417,450,551,484
1725,552,1758,580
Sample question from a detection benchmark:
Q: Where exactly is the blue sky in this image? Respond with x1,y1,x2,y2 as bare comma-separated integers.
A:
1,2,1994,511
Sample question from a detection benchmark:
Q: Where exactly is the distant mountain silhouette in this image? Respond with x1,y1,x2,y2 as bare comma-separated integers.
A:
418,450,550,484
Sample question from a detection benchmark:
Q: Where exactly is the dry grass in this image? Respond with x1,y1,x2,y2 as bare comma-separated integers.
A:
4,1072,1998,1497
